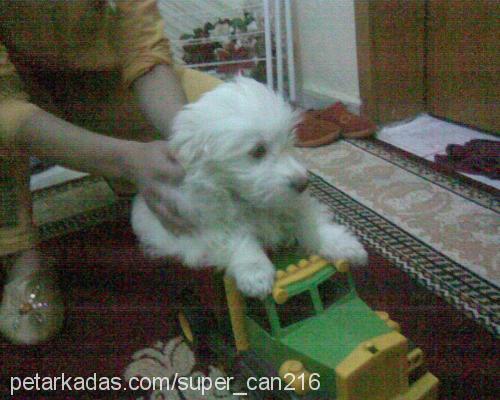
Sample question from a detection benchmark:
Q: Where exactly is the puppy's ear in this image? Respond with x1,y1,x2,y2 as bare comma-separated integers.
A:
169,105,212,166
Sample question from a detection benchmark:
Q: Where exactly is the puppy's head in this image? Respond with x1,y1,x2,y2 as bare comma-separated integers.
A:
171,76,308,208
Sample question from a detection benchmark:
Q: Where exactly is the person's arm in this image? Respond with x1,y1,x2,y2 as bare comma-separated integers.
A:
0,43,189,230
16,109,190,231
0,43,40,149
17,108,144,180
0,43,142,183
133,64,186,139
114,1,186,138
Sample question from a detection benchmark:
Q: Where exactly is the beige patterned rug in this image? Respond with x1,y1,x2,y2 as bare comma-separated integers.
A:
297,139,498,334
297,139,498,286
123,337,237,399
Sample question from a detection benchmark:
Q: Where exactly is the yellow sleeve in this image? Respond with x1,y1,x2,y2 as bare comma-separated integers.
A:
115,0,173,88
173,66,223,103
0,44,40,147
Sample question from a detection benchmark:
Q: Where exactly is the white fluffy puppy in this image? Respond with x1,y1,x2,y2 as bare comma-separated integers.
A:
131,77,367,298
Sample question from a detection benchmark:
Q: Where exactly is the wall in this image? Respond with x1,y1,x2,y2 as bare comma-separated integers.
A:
292,0,360,109
158,0,361,109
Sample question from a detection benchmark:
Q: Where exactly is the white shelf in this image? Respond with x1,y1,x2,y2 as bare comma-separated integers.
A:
159,0,296,100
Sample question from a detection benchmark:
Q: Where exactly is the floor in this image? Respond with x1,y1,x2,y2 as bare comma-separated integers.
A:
30,165,88,192
13,114,499,400
2,220,497,400
377,114,499,189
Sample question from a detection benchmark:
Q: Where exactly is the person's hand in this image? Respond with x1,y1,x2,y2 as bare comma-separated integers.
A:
123,140,193,234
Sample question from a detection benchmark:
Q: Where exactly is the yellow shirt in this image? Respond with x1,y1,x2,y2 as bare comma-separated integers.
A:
0,0,172,145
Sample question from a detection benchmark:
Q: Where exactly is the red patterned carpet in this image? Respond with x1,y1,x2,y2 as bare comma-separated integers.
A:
0,217,497,399
1,138,498,399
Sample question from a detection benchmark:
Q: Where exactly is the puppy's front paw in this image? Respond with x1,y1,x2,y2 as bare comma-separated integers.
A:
235,265,275,299
320,225,368,266
329,240,368,266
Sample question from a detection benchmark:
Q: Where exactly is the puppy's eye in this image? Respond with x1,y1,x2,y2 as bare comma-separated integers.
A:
250,143,267,159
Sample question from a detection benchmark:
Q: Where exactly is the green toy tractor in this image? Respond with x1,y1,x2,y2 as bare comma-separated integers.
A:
177,250,439,399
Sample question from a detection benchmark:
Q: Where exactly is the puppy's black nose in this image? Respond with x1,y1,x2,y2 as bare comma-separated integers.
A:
290,176,309,193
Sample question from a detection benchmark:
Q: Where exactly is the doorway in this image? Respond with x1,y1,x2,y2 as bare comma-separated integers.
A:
355,0,499,133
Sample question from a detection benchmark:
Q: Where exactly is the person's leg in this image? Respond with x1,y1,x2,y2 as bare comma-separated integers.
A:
0,147,35,258
0,64,72,344
0,68,154,344
0,145,64,344
0,67,160,344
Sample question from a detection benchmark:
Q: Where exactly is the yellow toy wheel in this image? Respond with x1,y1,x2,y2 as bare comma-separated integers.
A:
176,293,215,353
178,311,194,344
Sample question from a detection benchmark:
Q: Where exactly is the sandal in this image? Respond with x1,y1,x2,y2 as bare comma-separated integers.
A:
0,253,64,345
314,102,377,138
295,110,342,147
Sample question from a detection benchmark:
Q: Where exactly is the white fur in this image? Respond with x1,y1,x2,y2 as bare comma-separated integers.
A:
131,77,367,298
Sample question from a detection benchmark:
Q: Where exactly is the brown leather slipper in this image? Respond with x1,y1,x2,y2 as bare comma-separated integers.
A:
314,102,377,138
295,111,342,148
